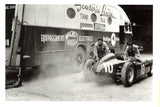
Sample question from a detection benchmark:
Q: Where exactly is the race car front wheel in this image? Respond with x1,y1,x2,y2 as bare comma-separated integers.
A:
73,47,86,72
83,59,96,81
121,62,135,87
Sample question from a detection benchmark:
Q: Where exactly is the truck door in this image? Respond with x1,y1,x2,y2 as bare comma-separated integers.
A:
6,5,21,66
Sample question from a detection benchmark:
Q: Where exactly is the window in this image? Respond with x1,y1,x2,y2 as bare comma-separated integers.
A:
67,8,76,19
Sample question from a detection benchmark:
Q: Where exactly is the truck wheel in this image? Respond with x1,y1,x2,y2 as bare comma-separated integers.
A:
83,59,96,81
121,62,135,87
74,47,86,71
147,65,153,77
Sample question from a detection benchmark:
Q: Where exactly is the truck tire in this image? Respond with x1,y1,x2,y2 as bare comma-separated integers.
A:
74,47,86,71
83,59,96,81
121,62,135,87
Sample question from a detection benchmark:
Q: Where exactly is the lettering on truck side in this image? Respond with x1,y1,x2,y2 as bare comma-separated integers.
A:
79,36,93,41
41,34,65,43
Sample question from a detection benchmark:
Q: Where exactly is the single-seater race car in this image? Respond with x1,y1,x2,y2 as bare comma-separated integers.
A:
83,53,153,87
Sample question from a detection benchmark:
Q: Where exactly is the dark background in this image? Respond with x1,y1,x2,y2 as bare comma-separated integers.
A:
119,5,153,52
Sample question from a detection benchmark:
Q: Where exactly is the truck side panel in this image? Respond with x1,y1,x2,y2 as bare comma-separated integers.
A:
21,25,131,67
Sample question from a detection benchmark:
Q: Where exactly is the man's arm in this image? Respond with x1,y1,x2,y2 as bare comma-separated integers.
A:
93,43,98,59
103,42,110,53
133,45,140,58
124,46,129,60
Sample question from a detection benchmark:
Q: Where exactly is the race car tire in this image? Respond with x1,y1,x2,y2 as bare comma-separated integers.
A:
121,62,135,87
83,59,96,81
73,47,86,71
147,65,153,77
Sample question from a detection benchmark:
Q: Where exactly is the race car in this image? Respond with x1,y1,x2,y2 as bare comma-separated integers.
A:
83,53,153,87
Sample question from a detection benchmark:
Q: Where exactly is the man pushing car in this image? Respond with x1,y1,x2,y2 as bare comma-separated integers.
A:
124,42,141,60
93,39,110,61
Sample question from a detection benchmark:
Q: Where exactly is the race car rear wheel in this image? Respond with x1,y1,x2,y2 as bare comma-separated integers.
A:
83,59,96,81
147,65,153,77
121,62,135,87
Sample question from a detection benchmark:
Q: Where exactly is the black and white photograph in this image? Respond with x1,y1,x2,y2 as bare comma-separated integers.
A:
5,4,153,101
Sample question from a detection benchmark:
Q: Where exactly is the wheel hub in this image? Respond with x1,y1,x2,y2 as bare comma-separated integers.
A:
128,67,134,83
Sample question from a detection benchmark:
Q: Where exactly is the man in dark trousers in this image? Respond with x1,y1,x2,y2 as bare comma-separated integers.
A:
124,42,140,60
93,39,110,61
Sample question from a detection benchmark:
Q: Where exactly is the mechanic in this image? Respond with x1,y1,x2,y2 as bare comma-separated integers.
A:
124,42,140,60
93,39,110,61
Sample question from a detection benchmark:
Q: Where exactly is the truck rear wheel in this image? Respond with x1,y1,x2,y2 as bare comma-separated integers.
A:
121,62,135,87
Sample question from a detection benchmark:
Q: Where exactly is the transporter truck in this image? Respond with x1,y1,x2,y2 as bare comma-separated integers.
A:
5,4,133,88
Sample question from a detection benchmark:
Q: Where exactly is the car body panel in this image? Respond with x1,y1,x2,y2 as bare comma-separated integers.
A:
94,55,152,82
